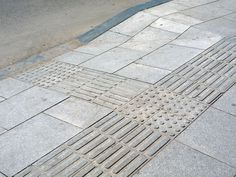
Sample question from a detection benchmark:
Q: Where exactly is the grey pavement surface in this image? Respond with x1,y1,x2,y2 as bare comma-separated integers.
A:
0,113,81,176
0,78,32,99
0,86,68,130
81,47,146,73
116,63,170,83
177,107,236,167
121,27,179,52
55,51,95,65
0,0,147,68
45,97,113,128
137,44,203,71
134,141,236,177
0,0,236,176
213,85,236,116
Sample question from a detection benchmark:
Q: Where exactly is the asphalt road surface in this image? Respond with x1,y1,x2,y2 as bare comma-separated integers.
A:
0,0,147,68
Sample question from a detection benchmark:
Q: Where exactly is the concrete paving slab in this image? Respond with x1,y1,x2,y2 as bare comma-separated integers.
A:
172,0,218,7
0,86,68,129
75,31,129,55
163,12,203,26
0,78,32,98
122,27,179,52
0,113,81,176
213,85,236,116
145,1,189,16
137,44,203,70
111,11,158,36
55,51,94,65
116,63,170,84
134,141,236,177
182,2,232,21
81,47,145,73
195,17,236,37
151,18,189,34
171,27,222,49
45,97,113,128
177,107,236,167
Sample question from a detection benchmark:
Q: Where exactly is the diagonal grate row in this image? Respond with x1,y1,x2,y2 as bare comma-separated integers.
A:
15,61,149,109
15,113,170,177
157,36,236,104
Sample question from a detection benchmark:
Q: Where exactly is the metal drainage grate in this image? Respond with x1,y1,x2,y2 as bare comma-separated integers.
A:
16,61,82,87
157,36,236,104
16,113,170,177
51,68,149,109
115,86,208,137
15,61,149,109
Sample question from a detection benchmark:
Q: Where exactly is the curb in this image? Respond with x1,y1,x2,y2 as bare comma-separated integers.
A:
79,0,170,43
0,0,170,80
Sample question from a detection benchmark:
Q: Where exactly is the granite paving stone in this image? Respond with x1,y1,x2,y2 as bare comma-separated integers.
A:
55,51,94,65
171,27,223,49
182,2,232,21
75,31,129,55
213,85,236,116
172,0,220,7
0,113,81,176
163,12,203,26
137,44,203,71
134,141,236,177
0,86,68,129
121,27,179,52
151,18,189,34
116,63,170,84
111,11,158,36
81,47,145,73
212,0,236,11
177,108,236,167
45,97,113,128
194,17,236,37
0,78,32,98
145,1,189,16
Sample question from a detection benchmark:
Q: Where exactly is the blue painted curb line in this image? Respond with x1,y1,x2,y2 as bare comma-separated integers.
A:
78,0,171,44
0,0,170,80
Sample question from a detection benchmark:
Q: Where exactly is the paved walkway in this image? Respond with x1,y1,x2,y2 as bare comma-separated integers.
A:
0,0,236,176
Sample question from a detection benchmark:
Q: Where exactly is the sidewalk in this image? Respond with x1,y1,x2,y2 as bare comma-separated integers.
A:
0,0,235,176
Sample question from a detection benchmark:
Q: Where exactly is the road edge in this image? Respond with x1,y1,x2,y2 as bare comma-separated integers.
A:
0,0,170,80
